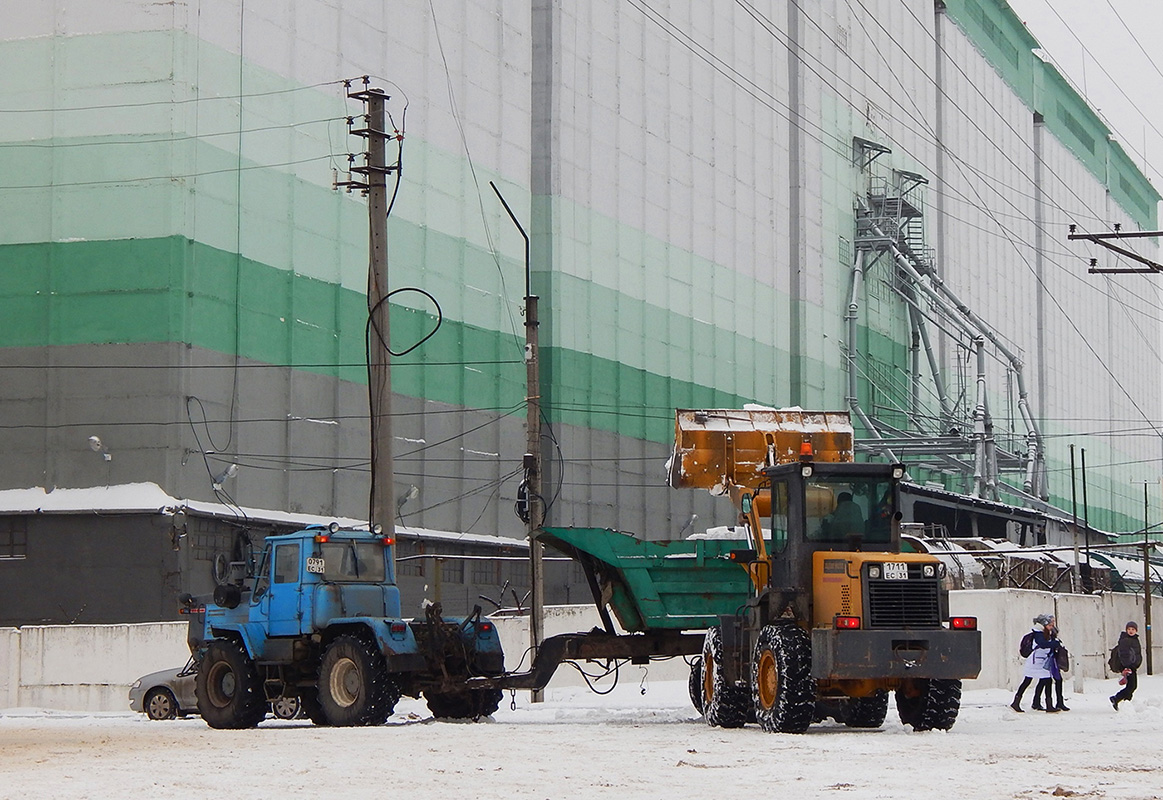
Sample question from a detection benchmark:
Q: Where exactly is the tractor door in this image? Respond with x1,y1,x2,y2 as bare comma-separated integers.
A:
265,541,303,636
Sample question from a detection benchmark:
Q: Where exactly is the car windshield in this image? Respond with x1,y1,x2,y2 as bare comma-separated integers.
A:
319,541,386,582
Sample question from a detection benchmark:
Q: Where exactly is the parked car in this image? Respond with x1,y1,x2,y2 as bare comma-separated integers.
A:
128,663,198,720
128,661,303,720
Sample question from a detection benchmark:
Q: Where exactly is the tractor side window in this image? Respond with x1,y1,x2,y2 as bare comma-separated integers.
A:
769,481,790,553
251,547,271,601
274,543,300,584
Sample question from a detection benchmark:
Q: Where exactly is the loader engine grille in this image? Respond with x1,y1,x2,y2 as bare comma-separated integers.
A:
866,566,941,628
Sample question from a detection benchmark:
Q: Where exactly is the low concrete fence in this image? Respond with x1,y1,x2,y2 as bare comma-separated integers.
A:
0,592,1157,711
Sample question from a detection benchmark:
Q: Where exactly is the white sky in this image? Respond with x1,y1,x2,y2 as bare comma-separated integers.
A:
1008,0,1163,197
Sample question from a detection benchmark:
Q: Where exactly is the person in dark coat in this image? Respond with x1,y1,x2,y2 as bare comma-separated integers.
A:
1048,624,1070,711
1010,613,1061,712
1110,621,1143,710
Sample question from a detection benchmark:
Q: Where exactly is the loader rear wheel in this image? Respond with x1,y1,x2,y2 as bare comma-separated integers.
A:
895,678,962,732
687,657,704,715
701,626,749,728
425,689,503,720
751,623,815,734
843,690,889,728
318,635,398,726
196,639,266,729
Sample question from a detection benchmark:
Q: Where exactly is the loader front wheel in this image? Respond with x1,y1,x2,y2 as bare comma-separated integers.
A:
751,623,815,734
895,678,961,731
701,626,749,728
842,690,889,728
196,639,266,729
318,635,397,726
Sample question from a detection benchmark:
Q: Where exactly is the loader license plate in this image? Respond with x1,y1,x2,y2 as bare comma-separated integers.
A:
306,557,325,574
883,562,908,580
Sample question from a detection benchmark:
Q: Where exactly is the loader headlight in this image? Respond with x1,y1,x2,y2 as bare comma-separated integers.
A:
923,564,936,578
869,565,881,579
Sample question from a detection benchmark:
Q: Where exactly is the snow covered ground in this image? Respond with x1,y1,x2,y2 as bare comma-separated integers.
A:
1,675,1160,800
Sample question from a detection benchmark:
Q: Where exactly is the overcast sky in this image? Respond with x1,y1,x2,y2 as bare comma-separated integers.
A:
1007,0,1163,197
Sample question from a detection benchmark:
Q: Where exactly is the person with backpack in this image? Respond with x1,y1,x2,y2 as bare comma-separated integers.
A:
1109,621,1143,710
1010,613,1062,713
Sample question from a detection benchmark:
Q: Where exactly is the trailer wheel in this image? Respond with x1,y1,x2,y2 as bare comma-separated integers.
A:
318,635,398,726
687,657,704,715
842,690,889,728
701,626,749,728
196,639,266,729
425,689,503,720
750,623,815,734
895,678,961,731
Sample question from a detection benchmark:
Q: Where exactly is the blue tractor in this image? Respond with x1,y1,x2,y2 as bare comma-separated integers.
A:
186,524,504,728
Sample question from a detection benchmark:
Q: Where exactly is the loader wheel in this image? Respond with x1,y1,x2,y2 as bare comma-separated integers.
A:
196,639,266,729
750,623,815,734
842,690,889,729
701,626,749,728
687,657,704,715
425,689,503,720
318,635,399,726
895,678,962,732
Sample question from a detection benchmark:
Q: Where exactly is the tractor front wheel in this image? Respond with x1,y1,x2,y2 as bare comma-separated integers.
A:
318,635,398,726
196,639,266,729
750,624,815,734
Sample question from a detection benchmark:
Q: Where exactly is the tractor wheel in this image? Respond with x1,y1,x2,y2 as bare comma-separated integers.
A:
144,688,178,721
842,690,889,729
687,657,704,715
298,688,331,726
895,678,962,732
425,689,503,720
318,635,398,726
700,626,749,728
750,623,815,734
196,639,266,729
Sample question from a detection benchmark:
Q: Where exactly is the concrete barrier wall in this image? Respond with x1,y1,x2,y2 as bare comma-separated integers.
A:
1,593,1158,711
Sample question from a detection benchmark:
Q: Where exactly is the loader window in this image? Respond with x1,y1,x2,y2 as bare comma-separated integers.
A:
805,477,894,545
768,481,789,553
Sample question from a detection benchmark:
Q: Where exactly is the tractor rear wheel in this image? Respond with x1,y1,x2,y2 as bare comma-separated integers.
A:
196,639,266,729
701,626,749,728
750,624,815,734
425,689,503,720
842,690,889,728
298,688,330,726
895,678,962,731
318,635,398,726
687,657,704,715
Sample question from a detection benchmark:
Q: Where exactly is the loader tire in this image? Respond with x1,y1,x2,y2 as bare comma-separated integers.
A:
842,690,889,729
751,623,815,734
425,689,503,720
318,635,399,726
895,678,961,732
196,639,266,729
687,657,704,715
701,626,749,728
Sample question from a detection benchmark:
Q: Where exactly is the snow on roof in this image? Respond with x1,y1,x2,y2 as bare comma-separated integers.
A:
0,483,527,549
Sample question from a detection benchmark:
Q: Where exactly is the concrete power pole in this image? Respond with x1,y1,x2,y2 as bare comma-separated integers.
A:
341,79,398,538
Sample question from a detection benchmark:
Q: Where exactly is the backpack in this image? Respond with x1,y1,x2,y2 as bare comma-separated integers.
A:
1019,631,1035,658
1108,645,1122,674
1055,647,1070,673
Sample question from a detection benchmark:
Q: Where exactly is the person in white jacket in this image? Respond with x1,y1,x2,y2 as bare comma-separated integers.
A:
1010,614,1062,713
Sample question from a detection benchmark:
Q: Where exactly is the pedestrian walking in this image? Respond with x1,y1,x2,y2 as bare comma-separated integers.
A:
1048,624,1070,711
1110,621,1143,710
1011,613,1062,713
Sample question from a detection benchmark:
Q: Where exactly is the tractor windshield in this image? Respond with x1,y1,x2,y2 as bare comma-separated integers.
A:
804,476,895,545
319,541,386,582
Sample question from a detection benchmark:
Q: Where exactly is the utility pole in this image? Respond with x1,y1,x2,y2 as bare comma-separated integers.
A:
340,78,399,538
490,182,545,703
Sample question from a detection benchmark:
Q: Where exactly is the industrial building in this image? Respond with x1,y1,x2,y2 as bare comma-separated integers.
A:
1,1,1160,621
